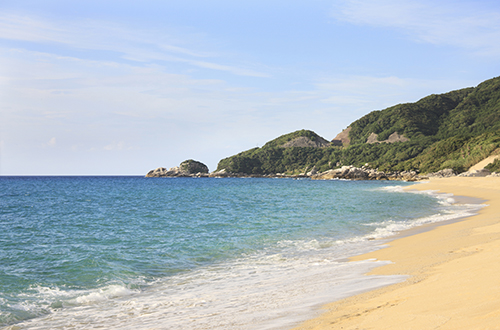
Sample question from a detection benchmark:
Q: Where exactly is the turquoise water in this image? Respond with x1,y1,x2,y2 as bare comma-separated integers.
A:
0,177,480,329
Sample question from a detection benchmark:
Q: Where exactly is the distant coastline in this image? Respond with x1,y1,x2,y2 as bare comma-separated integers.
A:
148,76,500,180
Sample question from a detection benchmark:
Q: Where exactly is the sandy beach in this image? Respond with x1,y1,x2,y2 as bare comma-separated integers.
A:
293,177,500,330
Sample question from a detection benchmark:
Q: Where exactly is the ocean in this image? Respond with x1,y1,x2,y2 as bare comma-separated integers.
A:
0,176,482,329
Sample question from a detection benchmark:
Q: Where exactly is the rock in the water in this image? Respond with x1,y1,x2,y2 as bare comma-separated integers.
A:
146,166,184,177
146,160,209,177
179,159,209,174
209,169,232,177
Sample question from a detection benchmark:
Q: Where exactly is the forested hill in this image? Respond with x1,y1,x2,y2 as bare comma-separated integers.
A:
216,76,500,175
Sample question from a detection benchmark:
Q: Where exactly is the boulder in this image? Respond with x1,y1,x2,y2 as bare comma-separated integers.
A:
458,168,491,177
146,167,185,177
399,170,419,181
209,169,232,177
311,169,339,180
146,167,167,177
179,159,209,174
146,160,209,177
307,166,319,176
346,167,369,179
311,166,422,181
428,168,457,178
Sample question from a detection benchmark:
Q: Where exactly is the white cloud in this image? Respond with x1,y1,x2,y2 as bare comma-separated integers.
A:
333,0,500,55
103,141,126,151
43,137,56,148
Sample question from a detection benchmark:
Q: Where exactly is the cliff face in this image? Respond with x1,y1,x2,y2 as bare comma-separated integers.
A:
366,132,409,144
215,76,500,175
331,126,351,146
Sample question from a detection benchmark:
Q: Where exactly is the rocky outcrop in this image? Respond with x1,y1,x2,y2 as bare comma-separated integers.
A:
280,136,331,148
306,166,318,176
209,169,231,178
426,167,500,178
157,162,499,181
366,132,379,144
146,160,209,177
367,132,409,144
311,165,422,181
209,165,425,181
147,167,175,177
179,159,209,174
155,163,498,181
458,168,491,177
386,132,410,143
426,168,457,178
209,168,311,178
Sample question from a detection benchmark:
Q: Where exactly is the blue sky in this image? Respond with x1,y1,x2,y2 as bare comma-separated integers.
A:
1,0,500,175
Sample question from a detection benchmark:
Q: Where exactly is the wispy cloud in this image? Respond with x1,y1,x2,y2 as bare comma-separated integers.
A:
0,48,263,127
0,12,270,77
103,141,128,151
0,13,207,56
315,75,475,114
332,0,500,55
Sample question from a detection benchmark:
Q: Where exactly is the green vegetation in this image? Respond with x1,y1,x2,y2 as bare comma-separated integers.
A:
260,129,324,148
216,131,332,174
348,88,473,144
216,76,500,174
486,158,500,172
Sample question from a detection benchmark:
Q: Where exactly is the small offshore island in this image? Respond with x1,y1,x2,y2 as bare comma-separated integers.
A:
147,76,500,181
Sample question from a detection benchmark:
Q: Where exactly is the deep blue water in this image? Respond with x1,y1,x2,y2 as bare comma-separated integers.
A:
0,177,477,329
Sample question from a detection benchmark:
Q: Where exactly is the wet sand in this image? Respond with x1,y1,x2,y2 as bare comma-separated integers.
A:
293,177,500,330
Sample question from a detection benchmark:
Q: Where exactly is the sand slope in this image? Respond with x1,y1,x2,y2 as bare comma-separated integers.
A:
469,155,500,171
293,177,500,330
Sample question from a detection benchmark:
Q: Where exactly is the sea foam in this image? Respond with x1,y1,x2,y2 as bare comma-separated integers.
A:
0,177,485,330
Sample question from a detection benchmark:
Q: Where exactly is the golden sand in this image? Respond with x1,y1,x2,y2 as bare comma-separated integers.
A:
293,177,500,330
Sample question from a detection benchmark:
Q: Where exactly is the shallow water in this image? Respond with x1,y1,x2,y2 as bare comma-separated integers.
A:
0,177,482,329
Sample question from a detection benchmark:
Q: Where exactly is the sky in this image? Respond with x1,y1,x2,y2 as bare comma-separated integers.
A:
1,0,500,175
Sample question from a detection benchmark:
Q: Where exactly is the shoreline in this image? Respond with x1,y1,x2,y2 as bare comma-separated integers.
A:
292,177,500,329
